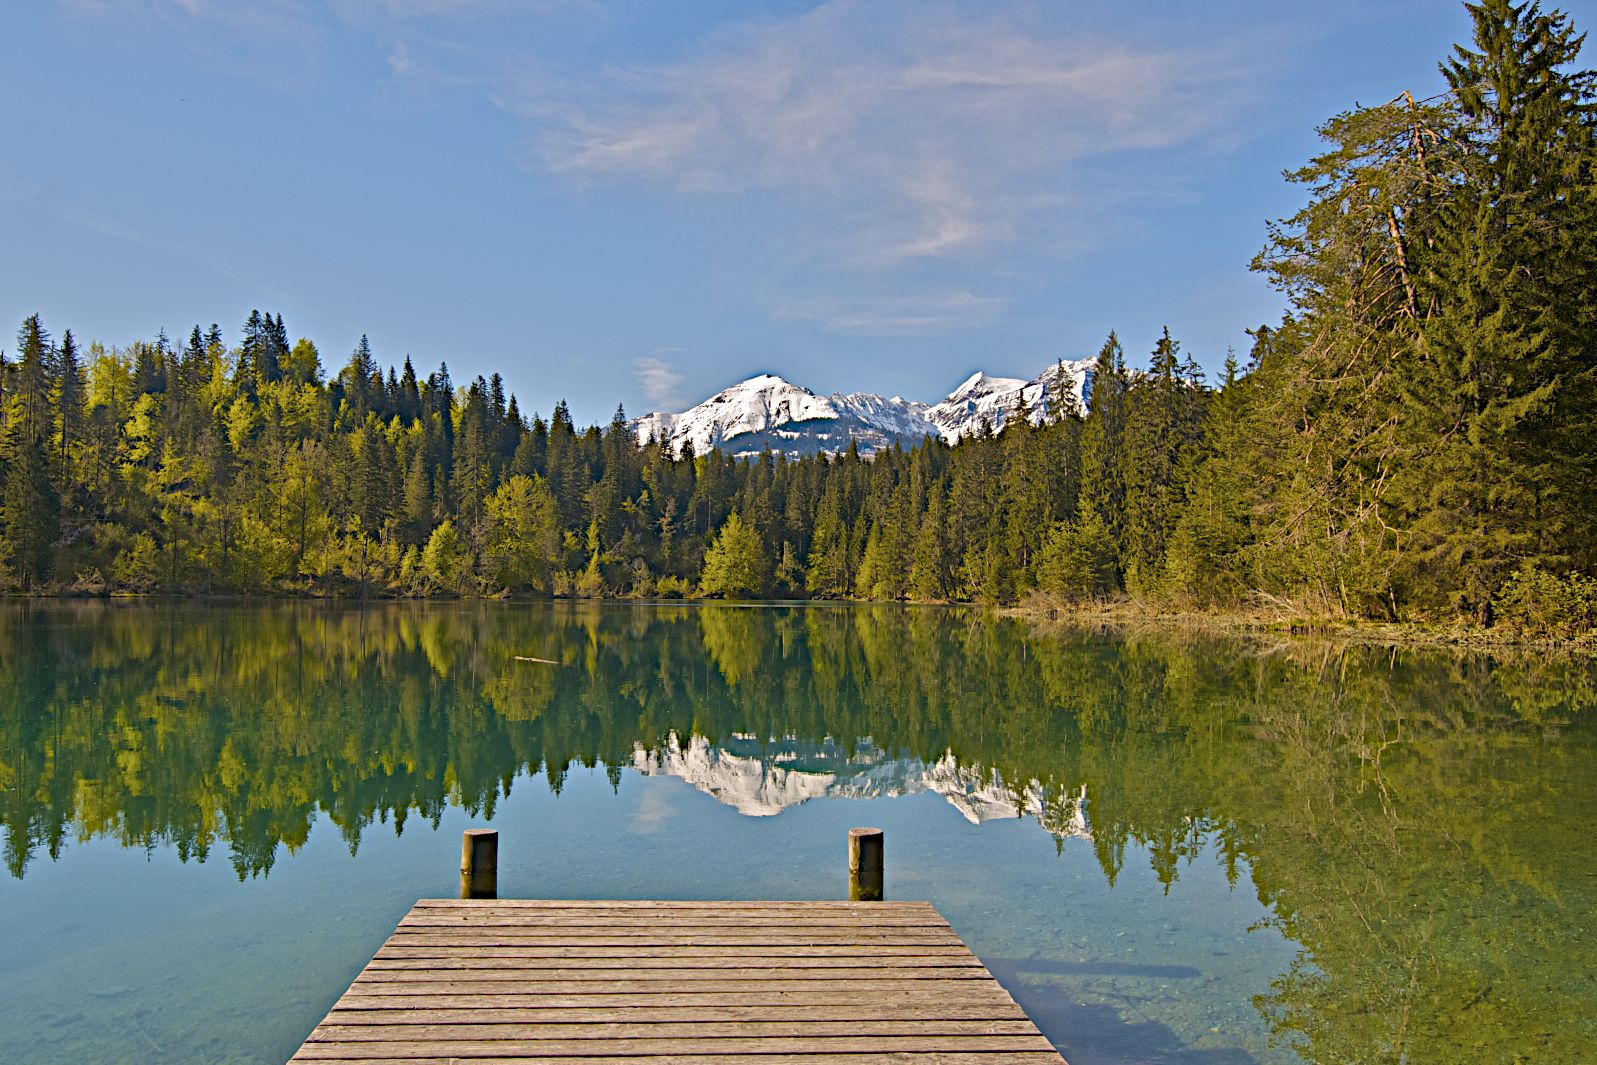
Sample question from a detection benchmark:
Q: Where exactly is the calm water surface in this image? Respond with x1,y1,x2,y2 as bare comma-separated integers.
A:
1,602,1593,1064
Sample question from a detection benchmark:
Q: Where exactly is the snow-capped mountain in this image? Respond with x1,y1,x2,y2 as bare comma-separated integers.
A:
631,374,936,459
630,732,1091,839
632,358,1094,458
924,359,1094,443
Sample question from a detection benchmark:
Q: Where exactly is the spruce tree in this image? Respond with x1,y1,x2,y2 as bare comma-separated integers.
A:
10,315,51,445
1394,0,1597,620
1120,328,1206,595
1,434,58,589
55,329,85,501
1076,332,1129,589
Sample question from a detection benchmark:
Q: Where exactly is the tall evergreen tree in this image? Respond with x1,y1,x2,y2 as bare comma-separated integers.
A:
55,329,85,506
1076,332,1129,588
1,435,58,588
1392,0,1597,619
9,315,52,445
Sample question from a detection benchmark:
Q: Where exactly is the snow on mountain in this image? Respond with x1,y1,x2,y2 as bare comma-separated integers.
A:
921,371,1027,442
924,358,1095,443
829,391,933,440
631,374,935,459
630,731,1091,838
631,357,1095,458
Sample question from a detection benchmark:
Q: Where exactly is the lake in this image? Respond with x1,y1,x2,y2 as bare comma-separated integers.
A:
1,601,1593,1064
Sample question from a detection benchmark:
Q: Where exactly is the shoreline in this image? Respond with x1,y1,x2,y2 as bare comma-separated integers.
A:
5,588,1593,653
1000,596,1597,654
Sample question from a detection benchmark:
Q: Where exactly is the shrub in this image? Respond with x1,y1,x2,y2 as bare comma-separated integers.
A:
1493,566,1597,637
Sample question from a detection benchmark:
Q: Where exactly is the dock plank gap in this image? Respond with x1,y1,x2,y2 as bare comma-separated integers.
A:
292,899,1068,1063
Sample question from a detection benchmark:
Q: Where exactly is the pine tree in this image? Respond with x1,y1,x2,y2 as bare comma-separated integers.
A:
909,484,953,601
0,433,58,589
353,418,399,537
1076,332,1129,589
1162,349,1261,605
997,406,1055,592
1251,75,1460,615
1389,0,1597,621
55,329,85,503
10,315,51,445
1120,328,1206,595
805,469,856,597
337,335,378,422
1035,512,1118,601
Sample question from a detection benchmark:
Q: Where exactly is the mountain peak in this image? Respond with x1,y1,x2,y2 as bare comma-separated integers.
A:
633,358,1091,458
947,371,1027,404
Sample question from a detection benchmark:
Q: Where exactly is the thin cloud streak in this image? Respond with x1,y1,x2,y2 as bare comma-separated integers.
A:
774,290,1009,337
635,352,687,409
520,1,1258,268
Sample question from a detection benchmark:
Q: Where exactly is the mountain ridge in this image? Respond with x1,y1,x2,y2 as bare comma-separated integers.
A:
631,357,1095,458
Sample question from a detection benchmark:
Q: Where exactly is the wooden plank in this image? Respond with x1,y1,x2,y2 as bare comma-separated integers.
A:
402,906,945,913
374,944,977,959
355,968,992,983
365,956,984,970
326,1006,1031,1024
313,1021,1041,1039
384,920,959,928
405,906,939,913
294,899,1066,1064
343,983,1009,1002
384,932,962,946
297,1061,1068,1065
386,926,958,938
292,1035,1057,1057
329,989,1027,1010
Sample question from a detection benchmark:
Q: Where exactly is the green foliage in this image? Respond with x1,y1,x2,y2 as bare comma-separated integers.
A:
1035,514,1119,601
0,435,59,589
484,474,560,593
421,519,463,593
699,511,767,598
112,532,161,590
1493,565,1597,636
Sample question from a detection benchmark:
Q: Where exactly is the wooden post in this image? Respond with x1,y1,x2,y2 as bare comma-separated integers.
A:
848,827,884,901
461,829,498,900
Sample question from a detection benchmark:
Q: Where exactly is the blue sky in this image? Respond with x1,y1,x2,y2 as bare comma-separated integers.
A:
5,0,1592,424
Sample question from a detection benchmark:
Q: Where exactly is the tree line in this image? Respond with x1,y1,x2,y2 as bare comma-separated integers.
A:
1,1,1593,631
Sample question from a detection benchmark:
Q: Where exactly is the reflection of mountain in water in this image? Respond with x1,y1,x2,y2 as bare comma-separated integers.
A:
632,731,1091,834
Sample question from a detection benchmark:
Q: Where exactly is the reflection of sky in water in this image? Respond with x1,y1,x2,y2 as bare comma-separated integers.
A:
3,602,1593,1065
1,764,1293,1065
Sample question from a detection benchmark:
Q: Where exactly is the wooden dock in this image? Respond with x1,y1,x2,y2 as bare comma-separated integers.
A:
291,898,1067,1063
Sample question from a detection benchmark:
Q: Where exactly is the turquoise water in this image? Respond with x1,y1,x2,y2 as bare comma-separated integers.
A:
1,601,1593,1063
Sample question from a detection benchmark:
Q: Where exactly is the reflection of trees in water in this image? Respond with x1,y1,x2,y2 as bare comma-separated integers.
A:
1,601,1593,1061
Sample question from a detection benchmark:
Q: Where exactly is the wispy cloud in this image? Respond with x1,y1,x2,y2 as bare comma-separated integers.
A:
65,0,522,20
629,784,677,835
385,39,416,78
774,290,1008,336
518,1,1256,273
635,350,686,408
62,0,309,33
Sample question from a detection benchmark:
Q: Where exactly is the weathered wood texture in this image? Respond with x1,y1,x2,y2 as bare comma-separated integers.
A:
291,900,1066,1064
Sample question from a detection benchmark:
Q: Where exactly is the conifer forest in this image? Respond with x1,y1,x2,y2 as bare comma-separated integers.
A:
1,1,1594,634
